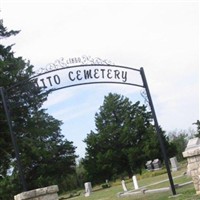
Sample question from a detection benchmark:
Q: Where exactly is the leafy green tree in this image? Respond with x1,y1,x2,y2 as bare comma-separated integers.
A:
168,128,196,161
0,21,77,198
169,133,187,161
0,21,20,177
83,93,171,183
193,120,200,137
18,110,78,191
76,158,87,188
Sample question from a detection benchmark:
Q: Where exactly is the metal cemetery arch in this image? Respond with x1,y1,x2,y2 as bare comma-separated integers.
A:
0,57,176,195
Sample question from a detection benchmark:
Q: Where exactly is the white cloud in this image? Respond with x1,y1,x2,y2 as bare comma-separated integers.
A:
43,90,74,107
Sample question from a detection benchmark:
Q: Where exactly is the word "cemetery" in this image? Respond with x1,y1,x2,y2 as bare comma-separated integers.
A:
35,68,128,89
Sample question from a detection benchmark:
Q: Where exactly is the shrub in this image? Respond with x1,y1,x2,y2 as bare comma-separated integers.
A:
101,183,111,189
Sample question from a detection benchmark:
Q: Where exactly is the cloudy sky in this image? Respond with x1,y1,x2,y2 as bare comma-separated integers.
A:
1,0,199,158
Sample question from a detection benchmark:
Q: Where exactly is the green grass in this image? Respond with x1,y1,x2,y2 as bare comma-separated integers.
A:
59,163,198,200
59,185,198,200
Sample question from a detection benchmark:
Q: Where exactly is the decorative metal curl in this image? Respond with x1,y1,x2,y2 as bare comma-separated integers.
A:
81,55,114,65
33,56,114,77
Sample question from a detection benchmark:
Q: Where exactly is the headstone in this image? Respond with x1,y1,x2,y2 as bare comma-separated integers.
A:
121,180,128,192
84,182,92,197
146,160,153,171
170,157,179,171
152,159,162,170
132,175,139,190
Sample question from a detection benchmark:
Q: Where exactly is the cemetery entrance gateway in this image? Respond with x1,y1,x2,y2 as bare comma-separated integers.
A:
0,56,176,195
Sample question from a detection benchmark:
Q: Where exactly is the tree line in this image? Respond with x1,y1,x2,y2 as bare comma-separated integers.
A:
0,21,78,199
0,21,199,199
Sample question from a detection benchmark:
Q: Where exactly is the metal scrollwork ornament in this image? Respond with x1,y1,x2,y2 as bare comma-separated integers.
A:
34,56,114,77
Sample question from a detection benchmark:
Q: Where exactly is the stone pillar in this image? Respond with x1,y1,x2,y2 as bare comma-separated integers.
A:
182,137,200,195
132,175,139,190
14,185,59,200
121,180,128,192
84,182,92,197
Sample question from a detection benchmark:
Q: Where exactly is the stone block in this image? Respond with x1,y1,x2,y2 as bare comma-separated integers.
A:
197,190,200,195
47,185,59,194
196,156,200,162
15,190,36,200
35,188,47,196
14,185,59,200
186,138,200,149
188,163,198,171
193,175,199,184
183,147,200,157
190,170,198,177
188,157,197,163
182,137,200,195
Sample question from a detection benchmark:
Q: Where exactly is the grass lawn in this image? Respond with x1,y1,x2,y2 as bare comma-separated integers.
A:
59,163,199,200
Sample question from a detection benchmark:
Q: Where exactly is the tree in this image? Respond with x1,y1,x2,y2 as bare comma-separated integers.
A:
193,120,200,137
0,21,21,177
18,110,78,191
168,128,196,161
76,158,87,188
0,21,77,198
83,93,171,183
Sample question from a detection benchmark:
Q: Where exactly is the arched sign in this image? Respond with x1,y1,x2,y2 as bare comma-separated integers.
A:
29,56,144,92
34,64,142,90
0,56,176,195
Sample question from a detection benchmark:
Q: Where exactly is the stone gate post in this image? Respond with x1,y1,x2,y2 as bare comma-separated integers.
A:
14,185,59,200
182,137,200,195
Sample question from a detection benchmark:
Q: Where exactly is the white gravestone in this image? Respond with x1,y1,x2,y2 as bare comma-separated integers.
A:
132,175,139,190
152,158,161,170
146,160,153,171
170,157,179,171
121,180,128,192
84,182,92,197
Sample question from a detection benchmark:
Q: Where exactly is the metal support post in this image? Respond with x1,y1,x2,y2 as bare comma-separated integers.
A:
0,87,27,191
140,68,176,195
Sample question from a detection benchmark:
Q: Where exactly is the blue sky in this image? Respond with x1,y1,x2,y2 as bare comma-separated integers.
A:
1,0,199,158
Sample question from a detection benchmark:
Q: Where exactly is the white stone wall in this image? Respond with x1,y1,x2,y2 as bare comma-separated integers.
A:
14,185,59,200
183,140,200,195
